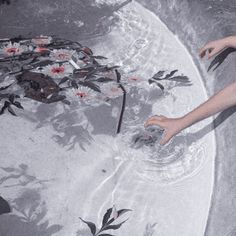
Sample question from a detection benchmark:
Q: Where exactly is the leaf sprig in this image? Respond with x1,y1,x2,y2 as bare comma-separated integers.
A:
149,70,192,90
80,205,131,236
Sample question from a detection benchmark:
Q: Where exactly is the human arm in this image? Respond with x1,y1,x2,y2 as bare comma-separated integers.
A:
199,35,236,59
145,81,236,145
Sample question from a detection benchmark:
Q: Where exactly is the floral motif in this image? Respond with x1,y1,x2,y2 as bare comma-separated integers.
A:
50,49,77,62
41,63,73,79
34,47,49,53
100,82,123,99
0,42,27,56
122,76,146,88
69,86,97,104
31,36,52,45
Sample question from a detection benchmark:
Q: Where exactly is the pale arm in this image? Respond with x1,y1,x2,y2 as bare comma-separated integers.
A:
199,35,236,59
145,82,236,145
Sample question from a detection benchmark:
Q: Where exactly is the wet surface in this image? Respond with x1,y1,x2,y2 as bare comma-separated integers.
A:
0,1,217,236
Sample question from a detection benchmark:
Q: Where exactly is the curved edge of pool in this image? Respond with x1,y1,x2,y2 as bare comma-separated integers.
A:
136,1,236,235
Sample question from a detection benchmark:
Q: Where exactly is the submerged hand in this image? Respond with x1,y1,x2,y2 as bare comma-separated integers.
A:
144,115,185,145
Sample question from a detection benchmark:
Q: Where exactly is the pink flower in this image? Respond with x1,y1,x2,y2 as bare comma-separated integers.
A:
0,42,27,56
50,49,77,62
34,47,49,53
111,205,118,220
31,36,52,45
100,83,123,99
41,63,73,79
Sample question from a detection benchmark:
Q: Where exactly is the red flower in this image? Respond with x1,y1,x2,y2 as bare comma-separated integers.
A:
35,47,49,53
6,47,19,54
51,66,65,74
76,92,87,98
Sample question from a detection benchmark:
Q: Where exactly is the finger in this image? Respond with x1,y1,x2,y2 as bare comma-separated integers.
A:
159,133,172,145
149,115,166,121
199,45,209,58
208,46,225,59
199,44,213,58
144,119,164,128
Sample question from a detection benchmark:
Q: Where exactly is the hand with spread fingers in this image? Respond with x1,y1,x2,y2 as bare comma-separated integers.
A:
199,36,236,59
144,115,186,145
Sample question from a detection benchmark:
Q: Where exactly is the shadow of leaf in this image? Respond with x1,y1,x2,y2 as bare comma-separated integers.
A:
143,223,157,236
0,196,11,215
0,188,63,236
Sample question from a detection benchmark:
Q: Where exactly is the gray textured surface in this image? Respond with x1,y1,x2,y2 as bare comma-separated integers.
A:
0,0,236,235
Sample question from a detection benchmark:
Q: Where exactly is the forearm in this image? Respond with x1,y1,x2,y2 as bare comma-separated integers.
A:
224,36,236,48
180,82,236,129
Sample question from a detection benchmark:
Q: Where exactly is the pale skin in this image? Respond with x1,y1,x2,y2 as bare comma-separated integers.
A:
145,36,236,145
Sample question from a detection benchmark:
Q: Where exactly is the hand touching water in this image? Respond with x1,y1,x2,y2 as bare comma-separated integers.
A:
145,36,236,145
144,115,186,145
199,36,236,59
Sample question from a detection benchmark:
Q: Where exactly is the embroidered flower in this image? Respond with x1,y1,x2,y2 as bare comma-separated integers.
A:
123,76,145,87
34,47,49,53
68,86,98,105
41,63,73,79
100,82,123,99
50,49,77,62
0,42,27,56
31,36,52,45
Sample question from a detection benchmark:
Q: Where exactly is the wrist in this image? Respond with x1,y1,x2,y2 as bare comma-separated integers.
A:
224,36,236,48
178,115,193,130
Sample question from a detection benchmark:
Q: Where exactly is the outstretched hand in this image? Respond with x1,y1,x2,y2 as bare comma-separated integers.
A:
199,38,229,59
144,115,185,145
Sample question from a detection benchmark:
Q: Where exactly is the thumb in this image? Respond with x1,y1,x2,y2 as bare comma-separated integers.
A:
159,131,173,145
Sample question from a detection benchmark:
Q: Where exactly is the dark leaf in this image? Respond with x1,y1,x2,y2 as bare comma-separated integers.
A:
13,101,24,109
148,79,154,84
8,105,17,116
79,217,96,235
107,66,120,70
96,77,114,83
9,94,15,103
152,70,165,79
155,82,164,90
74,67,95,73
102,208,112,227
166,75,190,82
0,196,11,215
106,208,131,226
59,77,70,85
163,69,178,80
115,69,121,83
0,83,13,91
117,209,132,217
61,99,71,105
32,60,53,67
78,81,101,93
92,55,108,60
71,80,78,89
44,94,66,104
103,220,128,231
0,101,10,115
148,79,164,90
